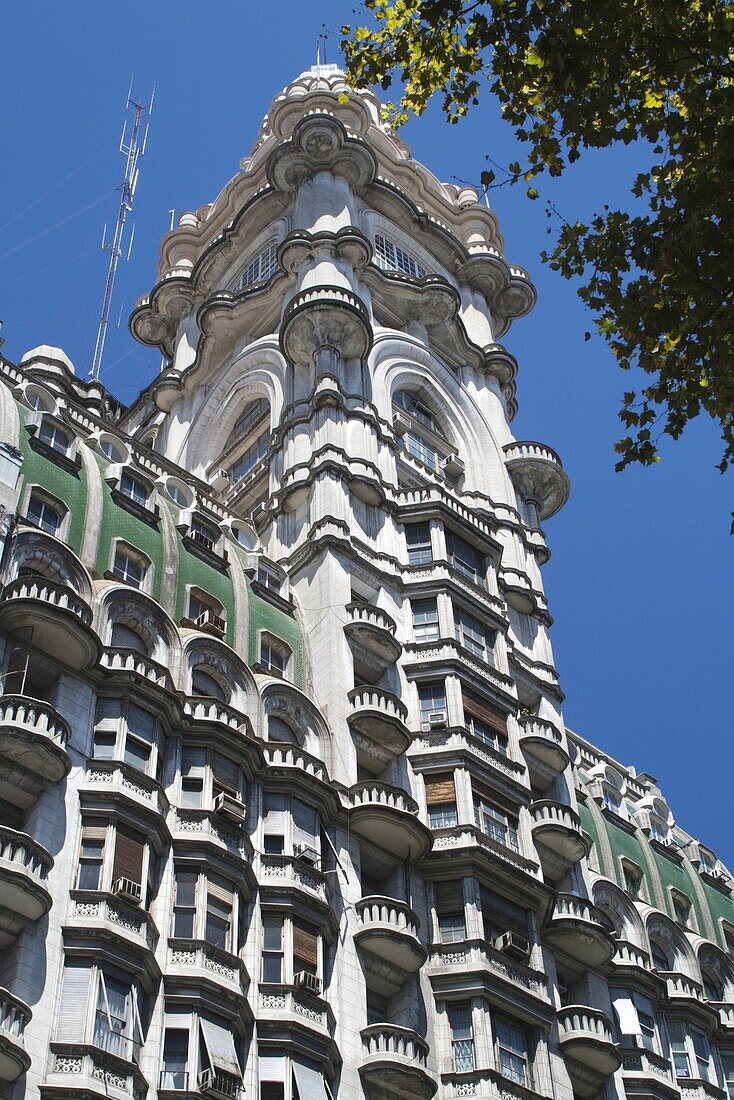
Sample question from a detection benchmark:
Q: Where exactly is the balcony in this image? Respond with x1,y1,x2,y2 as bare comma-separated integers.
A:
557,1006,621,1098
347,686,411,773
348,783,432,861
503,440,570,520
517,716,569,791
500,566,540,615
344,603,402,671
0,825,53,946
621,1043,678,1100
0,576,100,669
100,647,176,694
0,693,71,808
0,988,31,1083
360,1024,437,1100
167,938,248,996
428,939,549,1003
530,800,589,880
658,971,707,1007
543,894,616,972
355,897,427,986
613,940,652,973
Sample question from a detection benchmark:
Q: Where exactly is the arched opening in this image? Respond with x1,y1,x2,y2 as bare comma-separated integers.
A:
110,621,149,655
268,715,300,744
392,385,462,484
191,667,228,702
650,936,672,971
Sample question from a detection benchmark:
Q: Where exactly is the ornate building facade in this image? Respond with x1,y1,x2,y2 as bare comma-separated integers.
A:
0,63,732,1100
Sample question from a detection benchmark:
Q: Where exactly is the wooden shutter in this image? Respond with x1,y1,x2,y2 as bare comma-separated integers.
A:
425,774,456,805
200,1017,241,1077
112,826,145,885
56,960,92,1041
434,879,464,913
463,692,508,735
212,753,239,794
293,920,318,967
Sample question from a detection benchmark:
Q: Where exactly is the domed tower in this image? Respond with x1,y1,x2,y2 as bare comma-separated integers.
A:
124,63,581,1099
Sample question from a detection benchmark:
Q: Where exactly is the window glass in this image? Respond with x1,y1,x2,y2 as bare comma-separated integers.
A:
113,547,144,588
446,530,483,583
496,1014,528,1086
39,419,71,455
120,470,148,506
78,832,105,890
162,1029,189,1090
192,668,227,701
404,429,439,471
261,640,286,676
110,622,148,653
101,437,125,462
27,491,61,535
455,607,495,662
419,682,447,730
231,431,268,483
375,234,426,278
230,245,278,293
263,916,284,982
448,1003,475,1072
412,598,440,643
173,870,197,938
474,791,519,852
405,522,432,565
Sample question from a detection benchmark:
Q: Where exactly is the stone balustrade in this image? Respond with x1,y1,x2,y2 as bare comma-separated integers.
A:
183,696,250,733
84,762,168,818
101,648,175,692
659,971,705,1001
613,940,651,970
346,602,397,636
348,686,408,724
0,987,31,1081
356,896,421,939
361,1024,430,1068
0,825,52,881
167,938,247,990
0,694,70,748
558,1005,617,1045
349,781,419,816
504,441,564,468
2,576,92,623
263,743,326,782
530,799,583,833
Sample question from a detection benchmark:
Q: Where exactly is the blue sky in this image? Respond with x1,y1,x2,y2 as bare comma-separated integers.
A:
2,2,732,860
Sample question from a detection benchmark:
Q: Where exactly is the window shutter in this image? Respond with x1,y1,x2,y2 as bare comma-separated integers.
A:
213,753,239,794
182,747,205,776
112,827,145,885
96,697,122,723
482,888,528,935
425,774,456,805
263,792,287,833
200,1017,241,1077
292,798,319,851
611,992,641,1037
127,705,157,742
472,781,517,819
434,879,464,912
293,921,318,967
56,961,92,1042
260,1052,286,1082
293,1058,330,1100
463,692,508,735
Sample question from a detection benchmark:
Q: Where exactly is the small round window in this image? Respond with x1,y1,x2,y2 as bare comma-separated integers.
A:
99,434,127,463
24,385,55,413
166,478,193,508
231,523,256,549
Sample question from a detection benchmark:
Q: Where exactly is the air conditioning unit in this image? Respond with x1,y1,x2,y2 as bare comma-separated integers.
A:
442,453,465,477
191,529,216,551
214,792,245,823
392,411,410,437
112,877,142,905
198,1069,242,1099
294,844,320,868
210,469,231,493
294,971,322,996
249,501,267,522
495,930,530,961
428,710,448,729
197,609,226,634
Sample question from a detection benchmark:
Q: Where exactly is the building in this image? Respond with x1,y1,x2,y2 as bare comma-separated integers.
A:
0,62,732,1100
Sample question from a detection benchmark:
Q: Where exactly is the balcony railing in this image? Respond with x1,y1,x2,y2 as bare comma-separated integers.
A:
349,782,419,816
356,896,421,939
346,603,398,636
1,576,92,624
361,1024,430,1068
101,647,175,692
0,694,70,749
0,824,52,880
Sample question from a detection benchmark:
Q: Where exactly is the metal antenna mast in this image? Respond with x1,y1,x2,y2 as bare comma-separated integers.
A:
90,82,154,380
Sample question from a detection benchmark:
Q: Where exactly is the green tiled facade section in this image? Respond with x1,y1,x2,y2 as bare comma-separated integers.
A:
600,812,649,888
578,799,608,876
700,881,734,950
243,567,304,688
15,402,88,553
172,512,236,648
650,845,707,930
94,455,165,602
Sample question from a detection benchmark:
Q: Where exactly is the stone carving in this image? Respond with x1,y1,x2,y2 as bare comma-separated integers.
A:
54,1056,83,1073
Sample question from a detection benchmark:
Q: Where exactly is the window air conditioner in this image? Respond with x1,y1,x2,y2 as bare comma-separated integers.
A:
210,469,231,493
392,411,410,437
197,610,226,634
428,710,448,729
112,877,142,905
294,844,320,868
293,971,322,996
198,1069,242,1099
249,501,267,522
442,453,465,477
214,792,245,823
495,930,530,961
191,529,216,551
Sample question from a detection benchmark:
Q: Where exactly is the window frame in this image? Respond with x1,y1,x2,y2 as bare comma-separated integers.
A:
25,487,66,537
172,865,237,954
93,697,162,779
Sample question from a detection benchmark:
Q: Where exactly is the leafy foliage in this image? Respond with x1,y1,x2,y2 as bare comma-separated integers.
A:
342,0,734,502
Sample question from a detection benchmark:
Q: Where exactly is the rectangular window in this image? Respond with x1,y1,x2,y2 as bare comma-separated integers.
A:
496,1014,529,1086
231,431,268,483
261,641,286,676
404,429,439,471
112,826,145,890
668,1020,692,1078
474,789,519,852
113,547,144,588
262,916,284,983
463,691,509,755
27,492,61,535
634,993,657,1053
481,887,528,942
405,522,432,566
120,470,148,506
293,919,319,978
419,682,447,731
161,1028,189,1090
721,1054,734,1100
446,530,483,584
39,419,71,455
412,598,440,643
425,774,457,830
173,869,197,938
449,1003,475,1073
77,827,105,890
454,606,495,662
374,233,425,278
206,876,233,951
257,563,282,594
94,972,140,1062
435,880,465,943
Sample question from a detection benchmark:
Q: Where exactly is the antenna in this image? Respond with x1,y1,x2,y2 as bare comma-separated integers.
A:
90,82,154,380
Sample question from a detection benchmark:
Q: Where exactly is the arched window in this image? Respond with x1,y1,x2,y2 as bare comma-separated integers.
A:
650,938,672,971
110,622,148,655
702,965,724,1002
191,667,228,702
27,490,64,536
231,398,269,444
268,716,299,744
393,388,461,480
